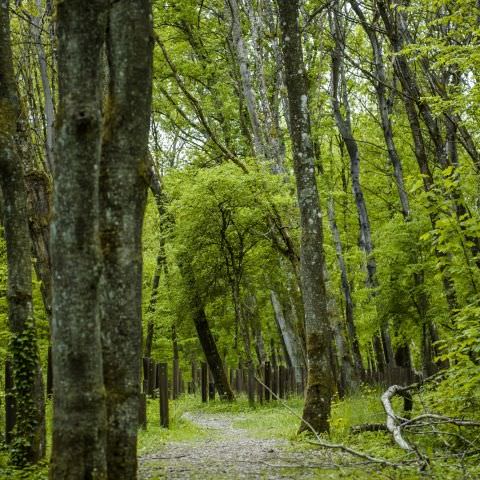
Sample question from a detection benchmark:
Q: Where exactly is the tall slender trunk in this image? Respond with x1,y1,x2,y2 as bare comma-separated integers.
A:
178,256,235,401
0,1,45,465
348,0,409,218
144,235,167,358
50,1,108,477
226,0,265,159
99,1,153,477
231,279,254,366
324,261,358,396
244,0,286,172
277,0,334,434
327,197,363,377
329,6,394,367
270,290,305,384
29,0,55,172
245,294,267,366
15,105,53,319
144,163,169,358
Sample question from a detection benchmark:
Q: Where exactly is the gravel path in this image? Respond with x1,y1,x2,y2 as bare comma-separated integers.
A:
139,412,339,479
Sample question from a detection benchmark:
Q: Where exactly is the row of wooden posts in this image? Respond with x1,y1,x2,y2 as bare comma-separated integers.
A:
139,357,307,429
4,353,416,439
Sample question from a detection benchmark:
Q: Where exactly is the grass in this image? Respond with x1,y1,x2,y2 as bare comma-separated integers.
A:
138,395,215,455
2,387,480,479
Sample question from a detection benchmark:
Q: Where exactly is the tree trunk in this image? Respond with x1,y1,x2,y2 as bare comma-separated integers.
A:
145,163,169,358
226,0,265,160
24,170,52,318
349,0,410,218
277,0,334,434
144,235,167,358
270,290,305,384
329,6,395,367
243,0,286,172
50,1,108,477
29,0,55,172
0,1,45,465
327,197,363,377
99,1,153,477
179,256,235,401
14,89,53,319
245,294,267,366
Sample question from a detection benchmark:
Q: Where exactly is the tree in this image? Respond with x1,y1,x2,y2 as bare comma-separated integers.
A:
276,0,334,434
0,0,45,465
99,1,153,476
50,1,108,477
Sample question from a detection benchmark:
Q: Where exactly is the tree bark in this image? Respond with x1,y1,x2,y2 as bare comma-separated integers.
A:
99,1,153,477
348,0,410,218
277,0,334,434
50,1,108,477
144,163,169,358
226,0,265,160
243,0,286,172
327,197,363,377
28,0,55,172
329,6,395,368
270,290,305,384
245,294,267,366
178,256,235,401
0,0,45,465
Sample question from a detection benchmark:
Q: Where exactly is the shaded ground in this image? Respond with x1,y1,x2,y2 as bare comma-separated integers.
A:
139,411,341,479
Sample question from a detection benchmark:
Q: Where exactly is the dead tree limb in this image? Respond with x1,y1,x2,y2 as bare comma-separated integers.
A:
254,376,404,468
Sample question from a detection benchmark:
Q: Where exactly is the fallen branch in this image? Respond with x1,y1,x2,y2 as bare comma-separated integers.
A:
401,414,480,429
381,384,429,470
254,376,405,468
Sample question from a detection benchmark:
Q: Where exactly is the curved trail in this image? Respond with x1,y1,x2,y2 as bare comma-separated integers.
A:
139,412,337,479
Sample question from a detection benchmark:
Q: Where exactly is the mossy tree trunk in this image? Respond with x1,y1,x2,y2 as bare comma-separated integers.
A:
276,0,334,434
0,0,46,465
50,1,109,478
99,1,153,478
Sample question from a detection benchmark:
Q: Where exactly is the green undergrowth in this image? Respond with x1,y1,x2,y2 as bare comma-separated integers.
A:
138,395,216,455
188,387,480,479
0,401,51,479
2,388,480,478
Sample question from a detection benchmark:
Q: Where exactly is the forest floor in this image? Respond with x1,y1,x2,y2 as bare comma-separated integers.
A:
137,394,415,480
139,410,340,479
136,391,480,480
2,390,478,479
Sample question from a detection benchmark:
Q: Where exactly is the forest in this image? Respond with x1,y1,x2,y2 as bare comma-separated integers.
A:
1,0,480,478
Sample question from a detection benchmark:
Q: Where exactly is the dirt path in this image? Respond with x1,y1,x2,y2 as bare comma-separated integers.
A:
139,412,338,479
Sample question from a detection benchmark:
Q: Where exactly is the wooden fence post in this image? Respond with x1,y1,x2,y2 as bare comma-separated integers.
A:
158,362,169,428
148,358,156,398
247,364,255,406
208,366,215,401
191,362,197,395
264,361,271,401
201,362,208,403
272,364,279,399
142,357,149,394
256,366,263,404
173,357,179,399
279,365,286,399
